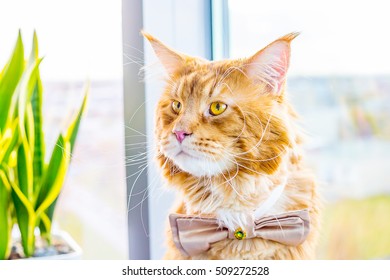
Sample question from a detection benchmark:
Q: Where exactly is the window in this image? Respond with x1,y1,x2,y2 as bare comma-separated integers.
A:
228,0,390,259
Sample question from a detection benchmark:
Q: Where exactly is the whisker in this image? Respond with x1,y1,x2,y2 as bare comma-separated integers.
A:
124,125,146,137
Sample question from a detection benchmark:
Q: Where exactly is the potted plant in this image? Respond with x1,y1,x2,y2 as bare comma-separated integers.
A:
0,31,88,260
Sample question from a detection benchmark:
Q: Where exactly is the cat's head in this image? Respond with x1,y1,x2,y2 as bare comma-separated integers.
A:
143,32,299,179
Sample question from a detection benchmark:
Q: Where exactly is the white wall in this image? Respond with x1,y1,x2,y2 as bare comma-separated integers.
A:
0,0,122,81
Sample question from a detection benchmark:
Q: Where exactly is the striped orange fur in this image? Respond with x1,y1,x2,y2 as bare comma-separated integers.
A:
143,31,320,260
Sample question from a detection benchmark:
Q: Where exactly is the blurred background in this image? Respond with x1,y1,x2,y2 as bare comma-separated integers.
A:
1,0,389,259
0,0,127,259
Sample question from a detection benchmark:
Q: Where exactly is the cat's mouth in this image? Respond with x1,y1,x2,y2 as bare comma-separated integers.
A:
177,151,190,157
176,150,201,160
162,140,234,177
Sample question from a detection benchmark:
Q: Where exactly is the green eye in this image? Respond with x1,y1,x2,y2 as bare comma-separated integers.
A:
171,100,182,114
209,101,227,116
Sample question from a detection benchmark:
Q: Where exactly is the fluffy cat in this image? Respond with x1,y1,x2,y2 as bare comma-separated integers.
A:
143,31,320,260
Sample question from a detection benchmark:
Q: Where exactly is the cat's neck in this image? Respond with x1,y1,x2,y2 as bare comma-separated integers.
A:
180,164,290,216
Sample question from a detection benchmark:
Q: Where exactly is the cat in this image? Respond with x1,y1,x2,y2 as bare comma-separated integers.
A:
142,31,320,260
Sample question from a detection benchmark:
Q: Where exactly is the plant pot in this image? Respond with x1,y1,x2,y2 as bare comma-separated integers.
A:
9,230,82,260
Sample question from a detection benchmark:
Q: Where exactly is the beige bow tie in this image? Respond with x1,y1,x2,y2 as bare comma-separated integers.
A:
169,209,310,257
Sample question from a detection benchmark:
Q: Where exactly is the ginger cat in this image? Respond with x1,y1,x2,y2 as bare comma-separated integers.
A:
143,32,320,260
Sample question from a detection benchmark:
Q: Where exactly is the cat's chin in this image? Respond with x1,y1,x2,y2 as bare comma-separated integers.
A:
169,151,234,178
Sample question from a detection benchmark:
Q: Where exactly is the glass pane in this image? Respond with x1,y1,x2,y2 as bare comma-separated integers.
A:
228,0,390,259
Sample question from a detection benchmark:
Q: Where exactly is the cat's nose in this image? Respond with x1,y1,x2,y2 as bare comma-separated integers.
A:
173,130,192,143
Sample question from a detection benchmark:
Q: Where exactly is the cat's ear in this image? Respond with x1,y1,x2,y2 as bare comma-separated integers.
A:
244,32,299,94
142,31,186,75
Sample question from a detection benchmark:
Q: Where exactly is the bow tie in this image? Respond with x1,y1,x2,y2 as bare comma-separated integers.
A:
169,209,310,257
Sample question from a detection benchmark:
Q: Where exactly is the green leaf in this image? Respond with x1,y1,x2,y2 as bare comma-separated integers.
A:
0,118,20,165
0,168,12,260
0,31,25,133
38,211,52,244
16,58,42,141
35,134,70,218
24,30,46,200
10,191,36,257
7,165,36,257
65,83,89,153
0,124,14,163
28,30,39,65
30,63,45,196
25,103,35,154
17,137,33,202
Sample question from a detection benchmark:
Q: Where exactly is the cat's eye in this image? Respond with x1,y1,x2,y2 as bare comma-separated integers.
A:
171,100,182,114
209,102,227,116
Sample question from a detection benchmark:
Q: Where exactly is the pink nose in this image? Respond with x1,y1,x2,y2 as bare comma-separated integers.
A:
174,130,192,143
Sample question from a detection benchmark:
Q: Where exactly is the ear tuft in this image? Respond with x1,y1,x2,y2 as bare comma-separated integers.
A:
278,32,300,43
245,32,299,94
142,31,185,75
140,30,155,42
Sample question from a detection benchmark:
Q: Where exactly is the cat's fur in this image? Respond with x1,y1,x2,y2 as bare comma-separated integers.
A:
143,31,320,260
